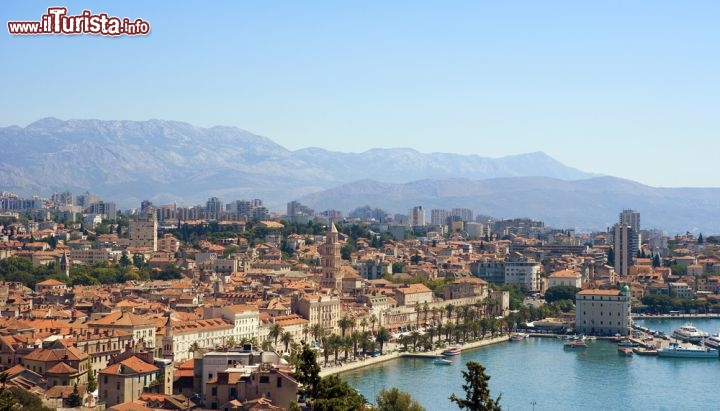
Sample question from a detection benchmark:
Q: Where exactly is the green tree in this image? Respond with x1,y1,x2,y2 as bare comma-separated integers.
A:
375,327,392,354
376,387,425,411
338,315,355,338
152,263,182,280
281,331,293,353
449,361,502,411
0,386,54,411
698,233,704,244
312,374,367,411
87,360,97,392
544,286,581,304
118,254,132,267
292,343,321,397
607,247,615,266
67,383,82,407
269,323,283,351
652,254,661,268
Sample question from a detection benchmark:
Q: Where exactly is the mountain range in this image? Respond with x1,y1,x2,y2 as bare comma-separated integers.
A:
1,118,718,233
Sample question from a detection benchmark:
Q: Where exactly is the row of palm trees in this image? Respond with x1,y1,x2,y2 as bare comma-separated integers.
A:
264,298,565,360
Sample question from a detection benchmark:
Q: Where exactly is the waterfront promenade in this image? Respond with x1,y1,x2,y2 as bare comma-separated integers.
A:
321,335,510,377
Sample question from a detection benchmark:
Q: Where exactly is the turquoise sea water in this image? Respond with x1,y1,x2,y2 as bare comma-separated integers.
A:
343,318,719,411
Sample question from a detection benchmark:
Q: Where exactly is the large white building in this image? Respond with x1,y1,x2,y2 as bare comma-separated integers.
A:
575,287,631,336
159,317,234,363
504,260,542,292
547,269,583,289
204,304,260,343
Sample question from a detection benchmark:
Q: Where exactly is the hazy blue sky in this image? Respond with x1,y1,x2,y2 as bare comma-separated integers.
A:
2,1,718,187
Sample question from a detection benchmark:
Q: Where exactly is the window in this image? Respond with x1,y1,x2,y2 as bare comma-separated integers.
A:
259,376,270,384
211,387,217,396
277,377,282,387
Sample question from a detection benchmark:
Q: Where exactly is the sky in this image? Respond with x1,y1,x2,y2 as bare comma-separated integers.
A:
1,1,719,187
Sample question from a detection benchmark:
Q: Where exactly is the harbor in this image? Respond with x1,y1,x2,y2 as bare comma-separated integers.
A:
343,317,720,410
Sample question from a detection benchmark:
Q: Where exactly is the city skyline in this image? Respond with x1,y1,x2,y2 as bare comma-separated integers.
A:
2,2,719,188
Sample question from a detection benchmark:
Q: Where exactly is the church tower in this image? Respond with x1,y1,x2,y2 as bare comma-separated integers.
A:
59,251,70,278
320,223,343,292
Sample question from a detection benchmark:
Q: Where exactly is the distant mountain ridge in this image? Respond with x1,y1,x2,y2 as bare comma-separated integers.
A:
3,118,717,233
296,176,720,233
0,117,593,205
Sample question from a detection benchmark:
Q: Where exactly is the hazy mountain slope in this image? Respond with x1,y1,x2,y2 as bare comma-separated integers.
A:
0,118,595,208
296,176,720,233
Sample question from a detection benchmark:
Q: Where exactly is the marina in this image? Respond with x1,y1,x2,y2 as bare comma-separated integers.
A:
343,318,720,410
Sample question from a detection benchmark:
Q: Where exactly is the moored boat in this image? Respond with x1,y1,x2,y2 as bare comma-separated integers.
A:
704,332,720,350
632,347,658,356
511,333,529,341
563,340,588,349
671,323,709,343
618,347,633,356
657,341,718,358
442,345,462,356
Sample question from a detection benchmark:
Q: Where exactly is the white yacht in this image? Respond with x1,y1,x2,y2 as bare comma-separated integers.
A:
671,323,709,343
704,332,720,350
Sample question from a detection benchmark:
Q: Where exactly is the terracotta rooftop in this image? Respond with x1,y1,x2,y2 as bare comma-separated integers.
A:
577,289,622,296
88,311,155,327
99,355,159,375
46,361,78,374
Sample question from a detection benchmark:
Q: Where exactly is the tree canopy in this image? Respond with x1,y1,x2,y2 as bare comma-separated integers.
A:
312,375,367,411
449,361,502,411
544,286,581,304
376,387,425,411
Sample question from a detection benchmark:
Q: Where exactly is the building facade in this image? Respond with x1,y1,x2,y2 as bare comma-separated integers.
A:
575,287,631,336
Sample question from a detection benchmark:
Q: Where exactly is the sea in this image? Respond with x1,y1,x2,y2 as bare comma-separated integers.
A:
342,318,720,411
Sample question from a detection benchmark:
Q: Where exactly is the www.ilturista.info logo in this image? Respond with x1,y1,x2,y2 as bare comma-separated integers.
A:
7,7,150,36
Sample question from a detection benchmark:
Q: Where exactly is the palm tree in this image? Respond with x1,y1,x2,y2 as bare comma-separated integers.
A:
375,327,391,354
342,336,354,361
399,334,410,352
310,323,325,346
188,341,199,354
269,323,283,351
370,314,378,335
328,334,342,363
431,307,439,325
423,302,430,327
338,315,355,338
415,305,422,330
351,330,362,358
446,304,454,326
281,331,293,353
410,331,420,351
302,325,310,343
359,318,368,334
321,336,332,366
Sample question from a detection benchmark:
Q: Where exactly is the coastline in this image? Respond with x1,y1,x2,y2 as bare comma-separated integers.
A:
632,314,720,319
320,335,510,378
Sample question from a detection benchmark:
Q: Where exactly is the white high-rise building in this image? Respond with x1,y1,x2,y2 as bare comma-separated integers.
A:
129,214,158,251
409,206,425,226
614,209,641,276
